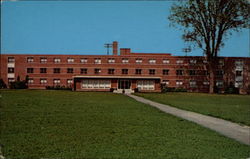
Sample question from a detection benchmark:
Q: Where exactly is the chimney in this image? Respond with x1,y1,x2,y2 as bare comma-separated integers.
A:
120,48,131,55
112,41,118,55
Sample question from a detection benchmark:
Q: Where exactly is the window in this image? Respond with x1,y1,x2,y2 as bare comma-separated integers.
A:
190,59,197,64
67,79,73,85
8,68,14,73
82,80,111,89
27,57,34,63
80,58,88,63
189,70,196,76
203,60,208,64
176,80,183,86
176,70,183,76
94,58,101,64
94,68,101,74
54,58,61,63
203,81,209,85
135,69,142,75
149,69,155,75
122,69,128,74
176,60,183,64
162,69,169,75
137,80,155,90
8,78,15,83
40,68,47,73
235,60,243,66
27,68,34,73
163,59,170,64
53,79,60,85
67,58,74,63
189,80,197,88
219,59,224,66
40,79,47,84
108,69,115,74
149,59,156,64
122,58,129,64
80,68,87,74
40,57,47,63
235,81,243,88
203,70,209,76
216,81,223,88
54,68,60,73
162,80,169,85
67,68,73,73
136,58,142,64
8,57,15,63
28,79,34,84
108,58,115,63
236,71,242,76
216,70,223,76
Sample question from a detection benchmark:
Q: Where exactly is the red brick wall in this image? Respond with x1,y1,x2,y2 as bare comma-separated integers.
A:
1,53,249,93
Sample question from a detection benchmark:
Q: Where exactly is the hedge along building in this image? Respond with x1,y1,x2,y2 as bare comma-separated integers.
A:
1,41,250,93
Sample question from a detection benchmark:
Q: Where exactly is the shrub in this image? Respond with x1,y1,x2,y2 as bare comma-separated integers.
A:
9,76,28,89
0,79,7,89
45,85,71,90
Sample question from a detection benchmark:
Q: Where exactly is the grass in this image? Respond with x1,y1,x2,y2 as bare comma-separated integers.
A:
0,90,249,159
134,92,250,126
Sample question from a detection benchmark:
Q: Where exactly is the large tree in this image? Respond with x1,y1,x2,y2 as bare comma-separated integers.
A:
168,0,249,93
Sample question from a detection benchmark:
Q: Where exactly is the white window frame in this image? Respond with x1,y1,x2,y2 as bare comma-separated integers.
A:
163,59,170,64
122,58,129,64
176,60,183,64
67,58,74,63
176,80,183,86
40,58,47,63
137,80,155,90
149,59,156,64
80,58,88,63
82,80,111,89
53,79,60,84
108,58,115,63
54,58,61,63
189,80,197,88
40,79,47,84
94,58,101,64
136,59,142,64
27,57,34,63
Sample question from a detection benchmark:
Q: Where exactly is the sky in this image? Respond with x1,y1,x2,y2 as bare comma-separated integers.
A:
1,1,249,57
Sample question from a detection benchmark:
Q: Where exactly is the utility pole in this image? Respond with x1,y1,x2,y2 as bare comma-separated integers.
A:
104,43,113,55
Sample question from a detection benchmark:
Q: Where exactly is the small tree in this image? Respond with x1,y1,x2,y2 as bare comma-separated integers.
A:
0,79,7,89
9,75,28,89
168,0,249,93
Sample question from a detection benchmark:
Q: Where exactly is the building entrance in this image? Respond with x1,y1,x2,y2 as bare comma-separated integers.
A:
118,80,131,89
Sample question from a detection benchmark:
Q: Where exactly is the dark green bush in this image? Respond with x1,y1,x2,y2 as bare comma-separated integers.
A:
46,85,71,90
0,79,7,89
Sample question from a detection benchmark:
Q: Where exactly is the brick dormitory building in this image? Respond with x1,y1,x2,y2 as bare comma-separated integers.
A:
1,41,250,93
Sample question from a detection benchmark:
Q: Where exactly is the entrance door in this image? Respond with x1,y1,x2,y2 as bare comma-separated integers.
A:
118,80,131,89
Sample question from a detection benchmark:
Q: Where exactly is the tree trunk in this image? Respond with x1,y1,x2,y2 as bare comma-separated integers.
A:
208,62,215,94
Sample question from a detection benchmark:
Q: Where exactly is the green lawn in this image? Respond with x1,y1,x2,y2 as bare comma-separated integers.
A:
0,90,249,159
134,92,250,126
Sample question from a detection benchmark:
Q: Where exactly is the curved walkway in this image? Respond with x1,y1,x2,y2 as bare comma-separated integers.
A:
127,94,250,146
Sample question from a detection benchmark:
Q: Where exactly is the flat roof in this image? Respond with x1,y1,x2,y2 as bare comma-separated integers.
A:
73,76,161,79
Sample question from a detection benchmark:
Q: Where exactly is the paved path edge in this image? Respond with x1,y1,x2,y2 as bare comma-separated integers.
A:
127,94,250,146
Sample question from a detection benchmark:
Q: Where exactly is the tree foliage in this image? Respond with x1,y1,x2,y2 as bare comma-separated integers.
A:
168,0,249,61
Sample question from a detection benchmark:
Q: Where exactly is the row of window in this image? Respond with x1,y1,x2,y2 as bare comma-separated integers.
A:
7,57,227,65
7,78,232,88
7,67,241,76
162,80,225,88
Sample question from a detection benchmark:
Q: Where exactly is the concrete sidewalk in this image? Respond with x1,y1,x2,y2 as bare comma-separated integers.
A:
127,94,250,146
